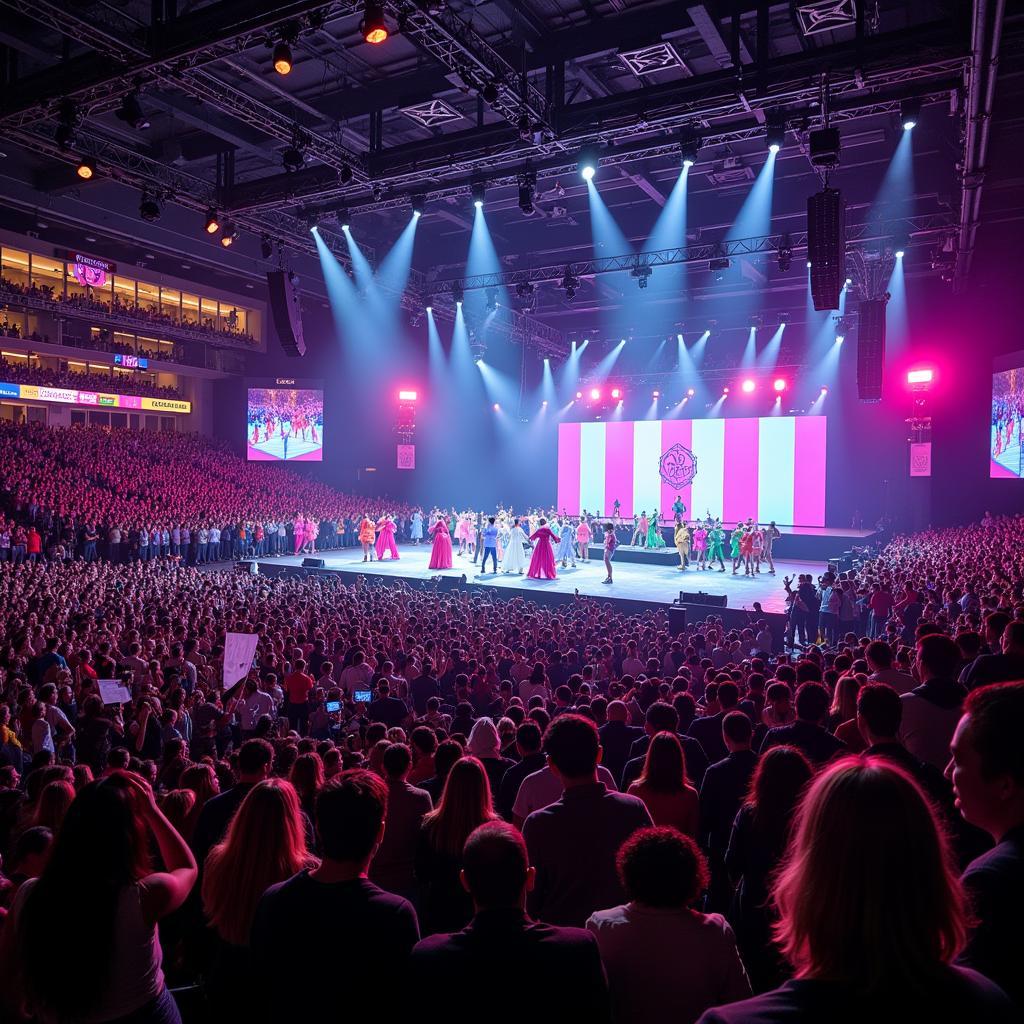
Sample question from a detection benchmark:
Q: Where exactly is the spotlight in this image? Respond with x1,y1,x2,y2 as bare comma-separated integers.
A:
577,145,601,181
576,391,583,400
411,193,426,216
835,334,845,344
845,276,852,286
907,368,934,385
722,386,730,395
55,122,76,150
561,266,580,302
273,41,294,75
338,163,353,185
820,385,829,394
631,265,652,290
777,234,792,272
220,220,238,247
139,192,161,222
116,91,150,131
75,157,96,180
282,145,305,172
806,260,813,269
610,388,621,399
517,170,536,216
542,400,548,407
493,403,500,411
687,388,695,397
766,117,785,153
895,248,905,259
338,208,350,230
590,388,601,400
773,378,787,392
260,235,274,259
361,1,389,44
485,287,498,311
741,379,756,393
452,282,464,305
652,389,660,398
424,294,434,312
900,98,920,131
481,81,500,105
471,180,486,209
204,208,220,235
679,131,701,168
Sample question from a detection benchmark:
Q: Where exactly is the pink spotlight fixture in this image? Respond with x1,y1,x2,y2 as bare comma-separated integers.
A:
722,386,730,395
590,387,601,400
610,388,622,399
398,389,418,401
576,391,583,399
907,368,934,385
741,378,756,393
773,378,787,392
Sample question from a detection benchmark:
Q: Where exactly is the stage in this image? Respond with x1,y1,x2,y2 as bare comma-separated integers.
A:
239,545,826,616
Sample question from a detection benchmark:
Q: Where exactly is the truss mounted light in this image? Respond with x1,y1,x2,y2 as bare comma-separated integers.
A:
361,1,389,44
204,208,220,235
618,41,685,77
75,156,95,180
577,145,601,181
116,91,150,131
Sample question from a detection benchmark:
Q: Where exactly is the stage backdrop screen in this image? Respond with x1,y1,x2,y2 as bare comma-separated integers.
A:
557,417,827,527
991,353,1024,478
247,385,324,462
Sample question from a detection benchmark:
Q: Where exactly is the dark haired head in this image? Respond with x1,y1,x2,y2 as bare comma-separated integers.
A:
543,714,600,780
616,826,708,908
315,769,387,863
857,683,902,739
795,682,830,723
238,738,275,777
461,821,530,909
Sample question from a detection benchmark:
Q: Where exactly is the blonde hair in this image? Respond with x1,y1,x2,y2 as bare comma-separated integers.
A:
202,779,314,946
772,756,968,993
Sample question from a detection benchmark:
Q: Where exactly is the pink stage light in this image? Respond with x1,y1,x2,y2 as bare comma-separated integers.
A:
907,368,934,385
741,378,756,393
722,386,730,395
610,388,621,399
820,386,829,394
398,389,418,401
576,391,583,399
590,387,601,400
773,378,787,392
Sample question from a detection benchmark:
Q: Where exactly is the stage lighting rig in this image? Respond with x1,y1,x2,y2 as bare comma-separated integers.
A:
577,145,601,181
561,267,580,302
809,127,841,168
139,191,161,222
204,208,220,235
116,91,150,131
361,1,389,44
766,116,785,153
485,288,498,311
471,180,487,209
631,265,653,290
471,335,487,362
481,80,500,105
777,234,793,272
75,157,95,180
220,220,238,247
900,98,921,131
452,282,465,305
679,131,701,168
272,41,293,75
518,170,537,216
54,98,81,151
338,163,353,185
260,235,274,259
282,137,307,172
411,193,426,216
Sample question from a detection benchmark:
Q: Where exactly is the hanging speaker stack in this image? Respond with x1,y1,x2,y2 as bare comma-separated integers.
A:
807,188,845,311
857,297,888,402
266,270,306,357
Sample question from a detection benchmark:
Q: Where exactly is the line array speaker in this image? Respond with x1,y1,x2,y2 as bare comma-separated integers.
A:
857,297,888,402
807,188,845,311
266,270,306,357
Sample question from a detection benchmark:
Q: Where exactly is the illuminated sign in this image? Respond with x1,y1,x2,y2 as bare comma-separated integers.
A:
56,250,117,290
114,353,148,369
0,381,191,414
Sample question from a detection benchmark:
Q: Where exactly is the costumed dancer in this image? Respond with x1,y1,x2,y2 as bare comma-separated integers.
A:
526,518,558,580
428,516,453,570
358,514,377,562
410,509,423,546
375,514,400,561
693,522,708,569
294,515,306,555
556,516,577,568
740,526,755,576
602,522,618,584
750,526,764,575
674,518,690,571
456,513,469,557
730,524,744,574
671,494,687,521
762,521,780,575
646,510,666,549
612,499,621,527
637,511,649,548
501,518,528,574
576,517,592,562
707,521,727,572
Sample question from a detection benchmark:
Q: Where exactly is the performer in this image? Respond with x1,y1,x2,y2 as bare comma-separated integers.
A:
740,525,755,576
750,525,764,575
410,509,423,546
556,516,577,568
375,514,400,561
730,524,744,575
456,513,470,557
358,514,376,562
428,516,453,570
671,494,687,521
576,517,592,562
294,515,306,555
673,517,690,570
762,520,780,575
478,516,499,574
527,518,558,580
602,521,618,585
612,498,621,527
707,521,727,572
646,510,666,549
502,517,528,574
693,522,708,569
637,511,649,548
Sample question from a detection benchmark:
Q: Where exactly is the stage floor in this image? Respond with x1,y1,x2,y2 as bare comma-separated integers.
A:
257,546,825,614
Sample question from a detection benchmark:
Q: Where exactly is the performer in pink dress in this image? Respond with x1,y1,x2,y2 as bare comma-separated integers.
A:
429,516,453,570
638,512,649,548
294,516,305,554
527,519,558,580
576,518,592,562
375,515,400,561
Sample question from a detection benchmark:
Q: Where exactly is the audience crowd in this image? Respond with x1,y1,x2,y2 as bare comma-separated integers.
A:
0,420,1021,1023
0,357,183,401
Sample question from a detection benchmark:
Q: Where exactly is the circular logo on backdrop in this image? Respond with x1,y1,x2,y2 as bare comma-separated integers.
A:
659,444,698,488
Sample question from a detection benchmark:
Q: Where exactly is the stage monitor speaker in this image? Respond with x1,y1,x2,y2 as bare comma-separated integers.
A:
807,188,845,311
668,606,687,635
857,297,888,402
301,557,325,568
266,270,306,357
680,591,728,608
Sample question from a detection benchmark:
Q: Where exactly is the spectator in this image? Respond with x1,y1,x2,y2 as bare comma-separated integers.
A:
962,621,1024,690
598,699,643,784
866,639,916,693
760,682,845,765
465,717,514,796
496,721,546,821
252,770,420,1020
523,714,652,926
900,634,967,770
588,827,751,1024
627,731,699,835
409,820,611,1024
699,758,1014,1023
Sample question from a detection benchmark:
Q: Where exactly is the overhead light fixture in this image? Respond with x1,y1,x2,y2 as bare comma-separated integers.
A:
411,193,426,216
273,41,293,75
900,98,921,131
282,145,305,172
204,208,220,235
139,192,161,222
260,235,274,259
481,81,500,105
220,220,238,247
116,91,150,131
485,287,498,311
631,265,652,290
777,234,793,272
518,170,536,216
361,1,389,44
577,145,601,181
679,131,701,168
75,157,96,180
338,163,353,185
561,266,580,301
471,180,486,209
895,248,906,259
766,117,785,153
55,122,76,151
452,281,464,305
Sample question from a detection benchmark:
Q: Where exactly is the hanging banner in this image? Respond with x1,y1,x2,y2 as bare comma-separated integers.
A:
223,632,260,689
910,442,932,477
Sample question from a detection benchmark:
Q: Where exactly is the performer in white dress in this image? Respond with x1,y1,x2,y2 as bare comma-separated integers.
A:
501,518,529,574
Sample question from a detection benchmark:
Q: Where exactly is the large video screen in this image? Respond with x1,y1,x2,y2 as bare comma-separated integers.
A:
247,385,324,462
557,416,827,527
991,354,1023,478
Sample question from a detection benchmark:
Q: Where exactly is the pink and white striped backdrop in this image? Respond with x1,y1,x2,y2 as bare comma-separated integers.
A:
557,416,827,527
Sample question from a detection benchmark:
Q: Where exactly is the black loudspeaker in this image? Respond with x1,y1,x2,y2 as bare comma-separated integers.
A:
302,557,325,568
668,606,687,635
680,591,728,608
807,188,845,311
266,270,306,357
857,297,887,402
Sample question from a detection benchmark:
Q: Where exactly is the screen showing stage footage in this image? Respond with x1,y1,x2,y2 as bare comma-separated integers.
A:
991,354,1024,478
557,416,827,528
247,386,324,462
